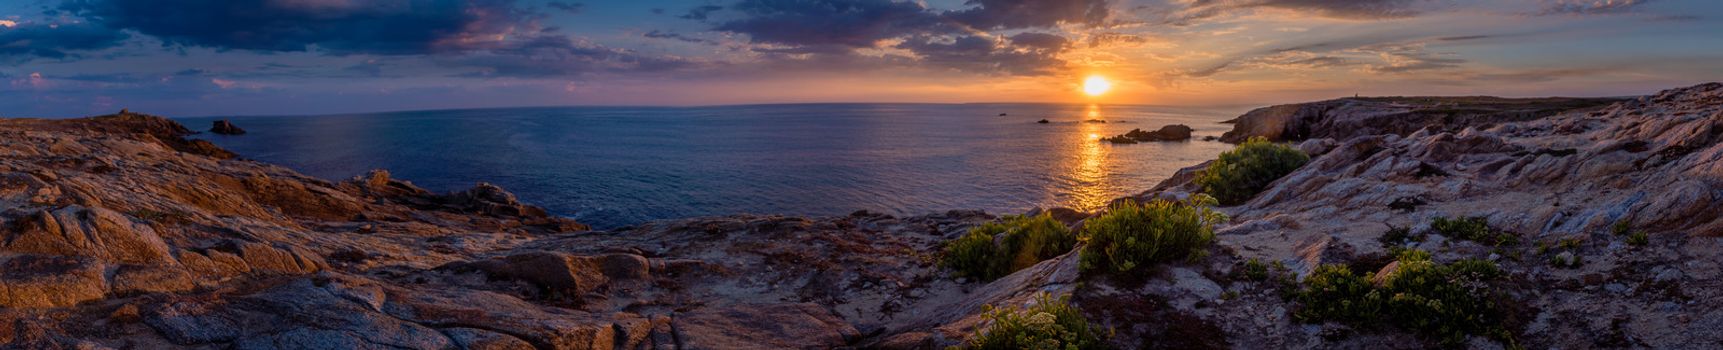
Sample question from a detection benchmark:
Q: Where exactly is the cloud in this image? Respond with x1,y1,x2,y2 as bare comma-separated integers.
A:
1088,32,1150,48
644,30,718,45
680,5,724,20
696,0,1112,76
895,34,1066,75
547,1,584,14
712,0,946,48
0,22,130,60
1160,0,1429,25
1437,35,1493,41
443,35,703,77
59,0,544,55
1358,43,1464,73
944,0,1109,30
1536,0,1655,16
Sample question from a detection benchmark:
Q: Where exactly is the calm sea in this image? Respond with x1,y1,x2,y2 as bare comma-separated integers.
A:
183,103,1238,229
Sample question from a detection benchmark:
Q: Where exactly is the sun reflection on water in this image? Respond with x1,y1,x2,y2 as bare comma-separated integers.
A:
1069,104,1111,211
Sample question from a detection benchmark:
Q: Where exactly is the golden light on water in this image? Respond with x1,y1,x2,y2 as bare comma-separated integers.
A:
1068,104,1110,211
1082,76,1112,96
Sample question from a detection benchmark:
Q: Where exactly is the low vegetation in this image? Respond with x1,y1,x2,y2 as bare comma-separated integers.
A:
1295,249,1518,348
1431,216,1519,246
1377,224,1420,250
943,213,1076,281
1195,136,1310,206
960,293,1108,350
1613,219,1650,247
1079,195,1227,276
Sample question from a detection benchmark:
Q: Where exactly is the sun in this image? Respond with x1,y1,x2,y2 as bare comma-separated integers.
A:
1082,75,1112,96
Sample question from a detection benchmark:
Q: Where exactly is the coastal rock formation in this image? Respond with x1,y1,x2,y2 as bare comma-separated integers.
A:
1104,124,1194,144
1119,82,1723,348
2,84,1721,349
1218,96,1622,143
210,120,246,135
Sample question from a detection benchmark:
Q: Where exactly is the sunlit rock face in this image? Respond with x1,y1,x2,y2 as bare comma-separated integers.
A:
2,83,1722,349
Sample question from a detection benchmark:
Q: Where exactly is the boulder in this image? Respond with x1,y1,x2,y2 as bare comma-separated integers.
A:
4,206,177,265
459,251,611,297
674,303,860,350
442,328,534,350
110,265,199,295
0,255,108,308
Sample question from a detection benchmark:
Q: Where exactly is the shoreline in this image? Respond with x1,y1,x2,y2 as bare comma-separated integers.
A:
1,82,1719,349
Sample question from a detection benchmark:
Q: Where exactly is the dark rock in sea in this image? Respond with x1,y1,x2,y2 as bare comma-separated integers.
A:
1084,119,1106,123
210,119,246,135
1202,135,1219,141
1037,119,1050,124
1125,124,1194,142
998,113,1008,116
1102,124,1194,144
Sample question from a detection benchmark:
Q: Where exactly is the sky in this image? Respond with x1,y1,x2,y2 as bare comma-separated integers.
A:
1,0,1720,117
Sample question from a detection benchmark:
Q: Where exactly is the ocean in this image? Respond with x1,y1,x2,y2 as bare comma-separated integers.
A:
183,103,1239,229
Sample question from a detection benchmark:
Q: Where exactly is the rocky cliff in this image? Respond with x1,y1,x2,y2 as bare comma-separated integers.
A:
1,83,1720,349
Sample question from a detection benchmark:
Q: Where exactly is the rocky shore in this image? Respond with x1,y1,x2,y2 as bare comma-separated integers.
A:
1,83,1720,349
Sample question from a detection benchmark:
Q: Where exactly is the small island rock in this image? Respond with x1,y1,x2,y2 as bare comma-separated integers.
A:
210,120,247,135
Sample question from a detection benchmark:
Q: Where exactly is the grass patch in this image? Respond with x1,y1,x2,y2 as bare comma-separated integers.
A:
1431,216,1519,246
943,213,1077,281
1378,224,1421,249
960,293,1109,350
1079,196,1227,276
1294,249,1518,348
1194,136,1310,206
1613,220,1650,247
1626,232,1649,246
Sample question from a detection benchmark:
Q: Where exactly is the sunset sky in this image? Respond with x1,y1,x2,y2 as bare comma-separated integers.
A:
3,0,1720,117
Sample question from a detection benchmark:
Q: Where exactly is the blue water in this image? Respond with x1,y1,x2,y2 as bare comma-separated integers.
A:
183,104,1238,229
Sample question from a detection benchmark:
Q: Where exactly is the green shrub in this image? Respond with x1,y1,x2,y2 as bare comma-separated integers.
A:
1194,136,1310,205
1611,220,1632,236
1378,224,1420,249
1431,216,1518,246
943,214,1076,281
1294,249,1517,347
1295,264,1378,322
961,293,1108,350
1240,258,1269,281
1079,195,1227,276
1626,231,1649,246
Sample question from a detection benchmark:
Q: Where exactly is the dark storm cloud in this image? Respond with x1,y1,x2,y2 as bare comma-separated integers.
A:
58,0,541,55
944,0,1109,30
0,22,130,60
